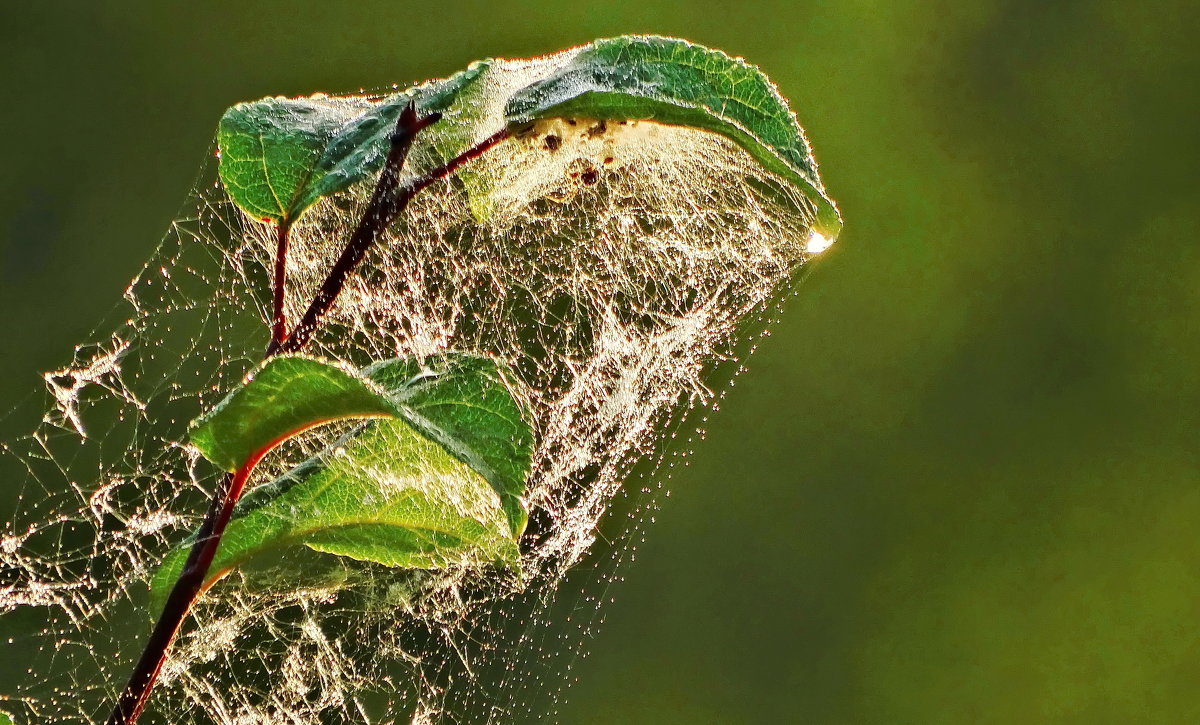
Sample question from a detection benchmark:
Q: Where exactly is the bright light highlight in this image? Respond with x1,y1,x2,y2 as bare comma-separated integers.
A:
805,230,834,254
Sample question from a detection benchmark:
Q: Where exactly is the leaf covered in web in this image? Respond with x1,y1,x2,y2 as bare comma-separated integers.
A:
216,64,485,224
152,353,531,605
360,355,533,538
504,35,841,237
153,416,520,608
188,355,399,472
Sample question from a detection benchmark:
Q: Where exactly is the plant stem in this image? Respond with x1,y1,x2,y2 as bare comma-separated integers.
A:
270,221,292,345
103,461,255,724
106,100,488,725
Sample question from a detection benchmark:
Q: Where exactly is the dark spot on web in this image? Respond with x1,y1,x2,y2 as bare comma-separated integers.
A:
566,157,598,186
544,135,562,152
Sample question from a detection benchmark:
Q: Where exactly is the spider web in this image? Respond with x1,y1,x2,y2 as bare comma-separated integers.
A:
0,51,833,724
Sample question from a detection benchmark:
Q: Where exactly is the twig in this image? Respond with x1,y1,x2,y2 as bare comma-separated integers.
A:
270,221,292,345
102,462,253,724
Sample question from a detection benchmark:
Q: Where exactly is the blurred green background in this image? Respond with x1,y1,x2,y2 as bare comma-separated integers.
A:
2,1,1198,722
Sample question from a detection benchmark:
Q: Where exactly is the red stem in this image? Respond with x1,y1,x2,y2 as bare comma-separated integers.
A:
106,103,511,725
104,459,257,724
270,222,291,346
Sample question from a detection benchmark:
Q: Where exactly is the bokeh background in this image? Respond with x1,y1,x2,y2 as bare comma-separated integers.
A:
2,1,1198,722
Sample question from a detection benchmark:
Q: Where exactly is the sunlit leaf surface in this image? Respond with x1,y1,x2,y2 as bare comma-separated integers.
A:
216,65,484,224
152,354,531,604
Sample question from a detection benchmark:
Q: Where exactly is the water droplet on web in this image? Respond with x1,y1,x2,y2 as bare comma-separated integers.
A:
805,229,835,254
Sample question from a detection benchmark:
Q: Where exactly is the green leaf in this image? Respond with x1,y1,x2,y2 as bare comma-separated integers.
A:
0,709,14,725
189,353,531,535
189,356,398,473
362,355,533,538
217,65,484,225
154,416,519,606
152,354,531,607
504,35,842,237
